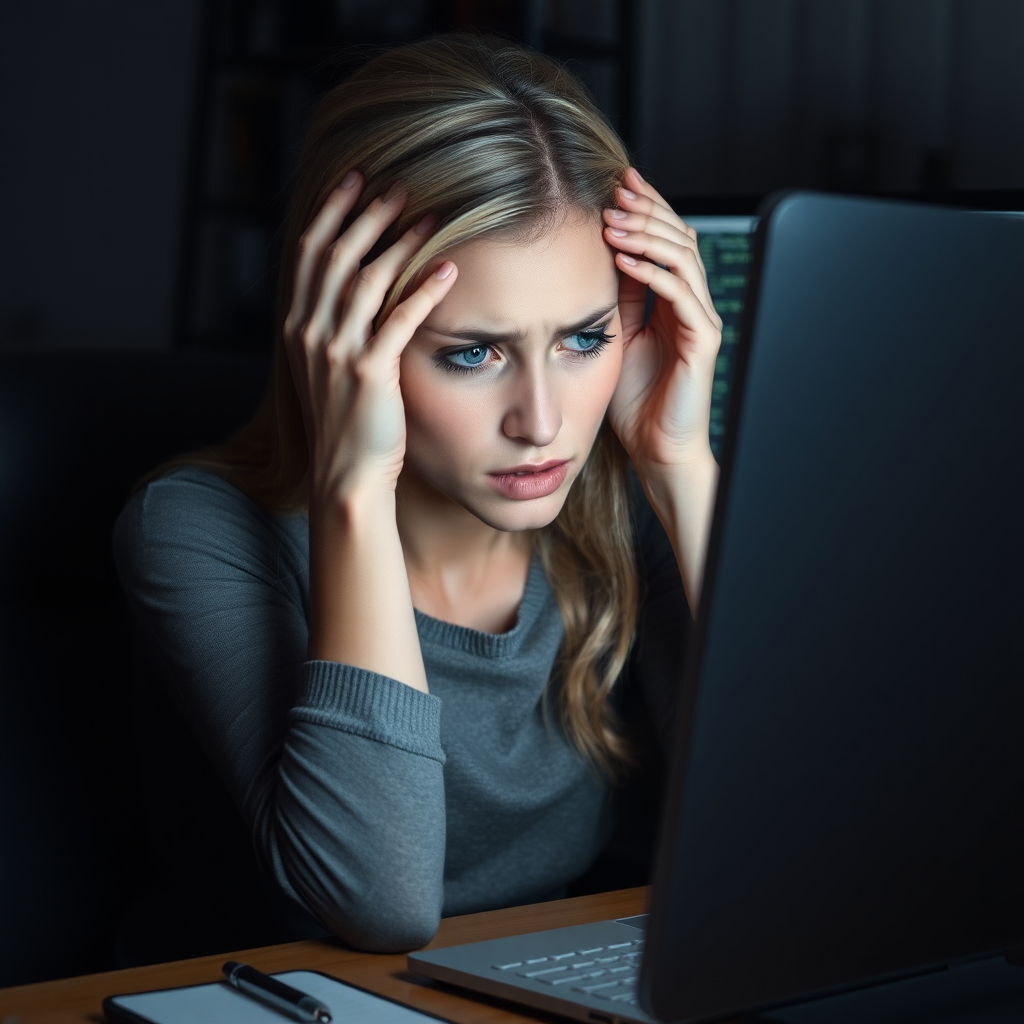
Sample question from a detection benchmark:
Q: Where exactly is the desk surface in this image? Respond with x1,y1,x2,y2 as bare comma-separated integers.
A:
0,887,649,1024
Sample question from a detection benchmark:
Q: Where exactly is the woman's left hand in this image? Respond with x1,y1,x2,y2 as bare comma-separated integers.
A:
604,167,722,506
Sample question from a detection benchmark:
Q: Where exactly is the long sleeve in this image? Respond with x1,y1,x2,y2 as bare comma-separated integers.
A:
112,468,447,951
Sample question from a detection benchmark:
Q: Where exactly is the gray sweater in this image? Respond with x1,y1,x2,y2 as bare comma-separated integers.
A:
112,466,689,953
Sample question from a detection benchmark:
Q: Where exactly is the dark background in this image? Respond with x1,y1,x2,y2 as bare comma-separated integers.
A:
1,0,1022,355
1,0,1022,991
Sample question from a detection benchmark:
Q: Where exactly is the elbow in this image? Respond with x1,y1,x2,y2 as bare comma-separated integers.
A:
321,893,441,953
277,845,444,952
256,753,447,953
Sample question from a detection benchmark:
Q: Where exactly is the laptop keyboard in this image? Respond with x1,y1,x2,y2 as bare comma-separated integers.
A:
491,938,644,1007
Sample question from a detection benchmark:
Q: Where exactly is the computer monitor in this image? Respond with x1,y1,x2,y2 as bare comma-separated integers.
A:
407,193,1024,1024
641,191,1024,1022
683,214,757,462
680,192,1024,464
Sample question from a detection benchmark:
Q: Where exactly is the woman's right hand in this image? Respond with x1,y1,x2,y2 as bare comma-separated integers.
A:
283,171,457,504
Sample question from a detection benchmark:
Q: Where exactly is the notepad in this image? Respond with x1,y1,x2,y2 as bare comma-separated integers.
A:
104,970,444,1024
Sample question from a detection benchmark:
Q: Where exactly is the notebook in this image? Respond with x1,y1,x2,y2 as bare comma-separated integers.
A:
104,970,445,1024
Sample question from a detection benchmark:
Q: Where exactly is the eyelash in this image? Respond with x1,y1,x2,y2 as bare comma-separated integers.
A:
434,328,615,376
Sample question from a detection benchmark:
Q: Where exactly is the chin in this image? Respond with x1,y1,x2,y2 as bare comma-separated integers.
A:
458,491,569,532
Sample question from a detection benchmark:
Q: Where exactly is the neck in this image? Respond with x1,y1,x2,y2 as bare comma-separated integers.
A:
394,466,534,583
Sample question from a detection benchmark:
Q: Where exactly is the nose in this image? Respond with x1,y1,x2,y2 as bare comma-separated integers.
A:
501,365,562,448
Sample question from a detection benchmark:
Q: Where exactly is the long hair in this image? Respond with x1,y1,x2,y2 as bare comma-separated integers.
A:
139,33,640,779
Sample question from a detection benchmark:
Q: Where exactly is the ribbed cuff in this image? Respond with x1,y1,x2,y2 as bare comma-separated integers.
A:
291,660,445,763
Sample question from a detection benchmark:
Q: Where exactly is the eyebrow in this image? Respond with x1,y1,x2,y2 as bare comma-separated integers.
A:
425,301,618,345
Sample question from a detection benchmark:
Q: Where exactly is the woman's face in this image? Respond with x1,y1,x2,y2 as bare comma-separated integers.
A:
399,209,622,533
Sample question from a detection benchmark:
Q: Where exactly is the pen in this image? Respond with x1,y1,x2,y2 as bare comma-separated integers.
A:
222,960,333,1023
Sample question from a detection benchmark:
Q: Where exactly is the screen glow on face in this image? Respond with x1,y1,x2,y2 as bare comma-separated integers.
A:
433,323,615,374
399,210,622,533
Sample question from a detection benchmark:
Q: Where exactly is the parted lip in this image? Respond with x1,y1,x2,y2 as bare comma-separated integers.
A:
489,459,569,476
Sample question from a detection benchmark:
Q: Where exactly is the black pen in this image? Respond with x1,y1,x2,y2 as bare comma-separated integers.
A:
222,960,332,1023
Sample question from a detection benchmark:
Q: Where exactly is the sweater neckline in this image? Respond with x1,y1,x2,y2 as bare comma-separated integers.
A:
275,493,558,660
412,553,557,659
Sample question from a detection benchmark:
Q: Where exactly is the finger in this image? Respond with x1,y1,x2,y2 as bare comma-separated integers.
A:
615,183,709,282
371,261,460,364
286,171,362,340
618,177,679,228
604,206,693,248
615,254,721,363
605,206,704,282
334,213,439,349
307,182,409,339
605,229,721,328
624,167,679,225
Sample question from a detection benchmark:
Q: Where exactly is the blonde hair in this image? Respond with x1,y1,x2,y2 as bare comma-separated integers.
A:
140,33,641,778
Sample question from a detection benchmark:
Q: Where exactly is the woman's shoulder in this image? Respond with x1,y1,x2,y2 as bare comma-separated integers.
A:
119,465,301,530
112,465,308,592
115,466,254,545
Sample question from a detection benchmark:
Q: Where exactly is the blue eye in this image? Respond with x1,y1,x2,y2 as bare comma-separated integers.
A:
437,345,491,374
564,329,614,356
434,326,614,376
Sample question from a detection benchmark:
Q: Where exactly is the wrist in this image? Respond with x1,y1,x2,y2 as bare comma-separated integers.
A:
306,474,428,692
639,446,718,525
310,474,398,525
638,450,720,618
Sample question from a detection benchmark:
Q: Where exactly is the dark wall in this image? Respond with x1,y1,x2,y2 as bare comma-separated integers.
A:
634,0,1024,196
0,0,203,351
1,0,1021,346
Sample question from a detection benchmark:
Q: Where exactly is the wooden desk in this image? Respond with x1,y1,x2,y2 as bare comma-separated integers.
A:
0,887,648,1024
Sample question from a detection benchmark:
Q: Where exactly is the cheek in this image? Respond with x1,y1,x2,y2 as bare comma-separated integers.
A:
598,344,624,402
400,359,493,466
567,345,623,425
583,312,625,412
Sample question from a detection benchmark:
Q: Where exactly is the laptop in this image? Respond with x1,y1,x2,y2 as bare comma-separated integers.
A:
408,192,1024,1023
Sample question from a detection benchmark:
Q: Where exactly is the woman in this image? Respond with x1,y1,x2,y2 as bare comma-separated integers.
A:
113,33,721,957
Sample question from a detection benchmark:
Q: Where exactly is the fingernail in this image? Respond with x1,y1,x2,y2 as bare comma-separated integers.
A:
632,167,645,182
610,209,628,220
414,213,437,236
619,254,637,265
608,228,628,237
381,180,406,203
620,188,637,200
434,260,455,280
340,170,359,189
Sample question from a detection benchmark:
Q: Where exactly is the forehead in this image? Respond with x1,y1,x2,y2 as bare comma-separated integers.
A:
423,210,618,330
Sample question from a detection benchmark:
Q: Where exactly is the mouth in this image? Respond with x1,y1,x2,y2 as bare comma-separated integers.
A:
491,460,568,476
486,460,570,500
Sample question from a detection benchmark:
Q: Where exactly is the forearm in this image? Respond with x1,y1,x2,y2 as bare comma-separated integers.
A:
307,487,429,692
253,665,447,951
643,451,720,618
115,471,447,951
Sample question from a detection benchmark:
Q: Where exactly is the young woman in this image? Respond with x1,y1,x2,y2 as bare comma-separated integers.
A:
113,33,721,958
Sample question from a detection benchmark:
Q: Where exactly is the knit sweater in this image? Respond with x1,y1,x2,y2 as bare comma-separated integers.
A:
111,466,690,953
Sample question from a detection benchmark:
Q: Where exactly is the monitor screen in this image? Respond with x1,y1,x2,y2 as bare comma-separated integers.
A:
642,192,1024,1023
682,203,1022,462
683,215,757,461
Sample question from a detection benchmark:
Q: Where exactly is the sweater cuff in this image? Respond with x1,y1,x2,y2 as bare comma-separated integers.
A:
291,660,445,763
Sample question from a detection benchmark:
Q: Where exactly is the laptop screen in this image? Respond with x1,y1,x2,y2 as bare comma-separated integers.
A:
641,192,1024,1023
685,202,1023,464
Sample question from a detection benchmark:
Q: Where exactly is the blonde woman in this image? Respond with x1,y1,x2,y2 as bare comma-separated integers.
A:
113,33,721,958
